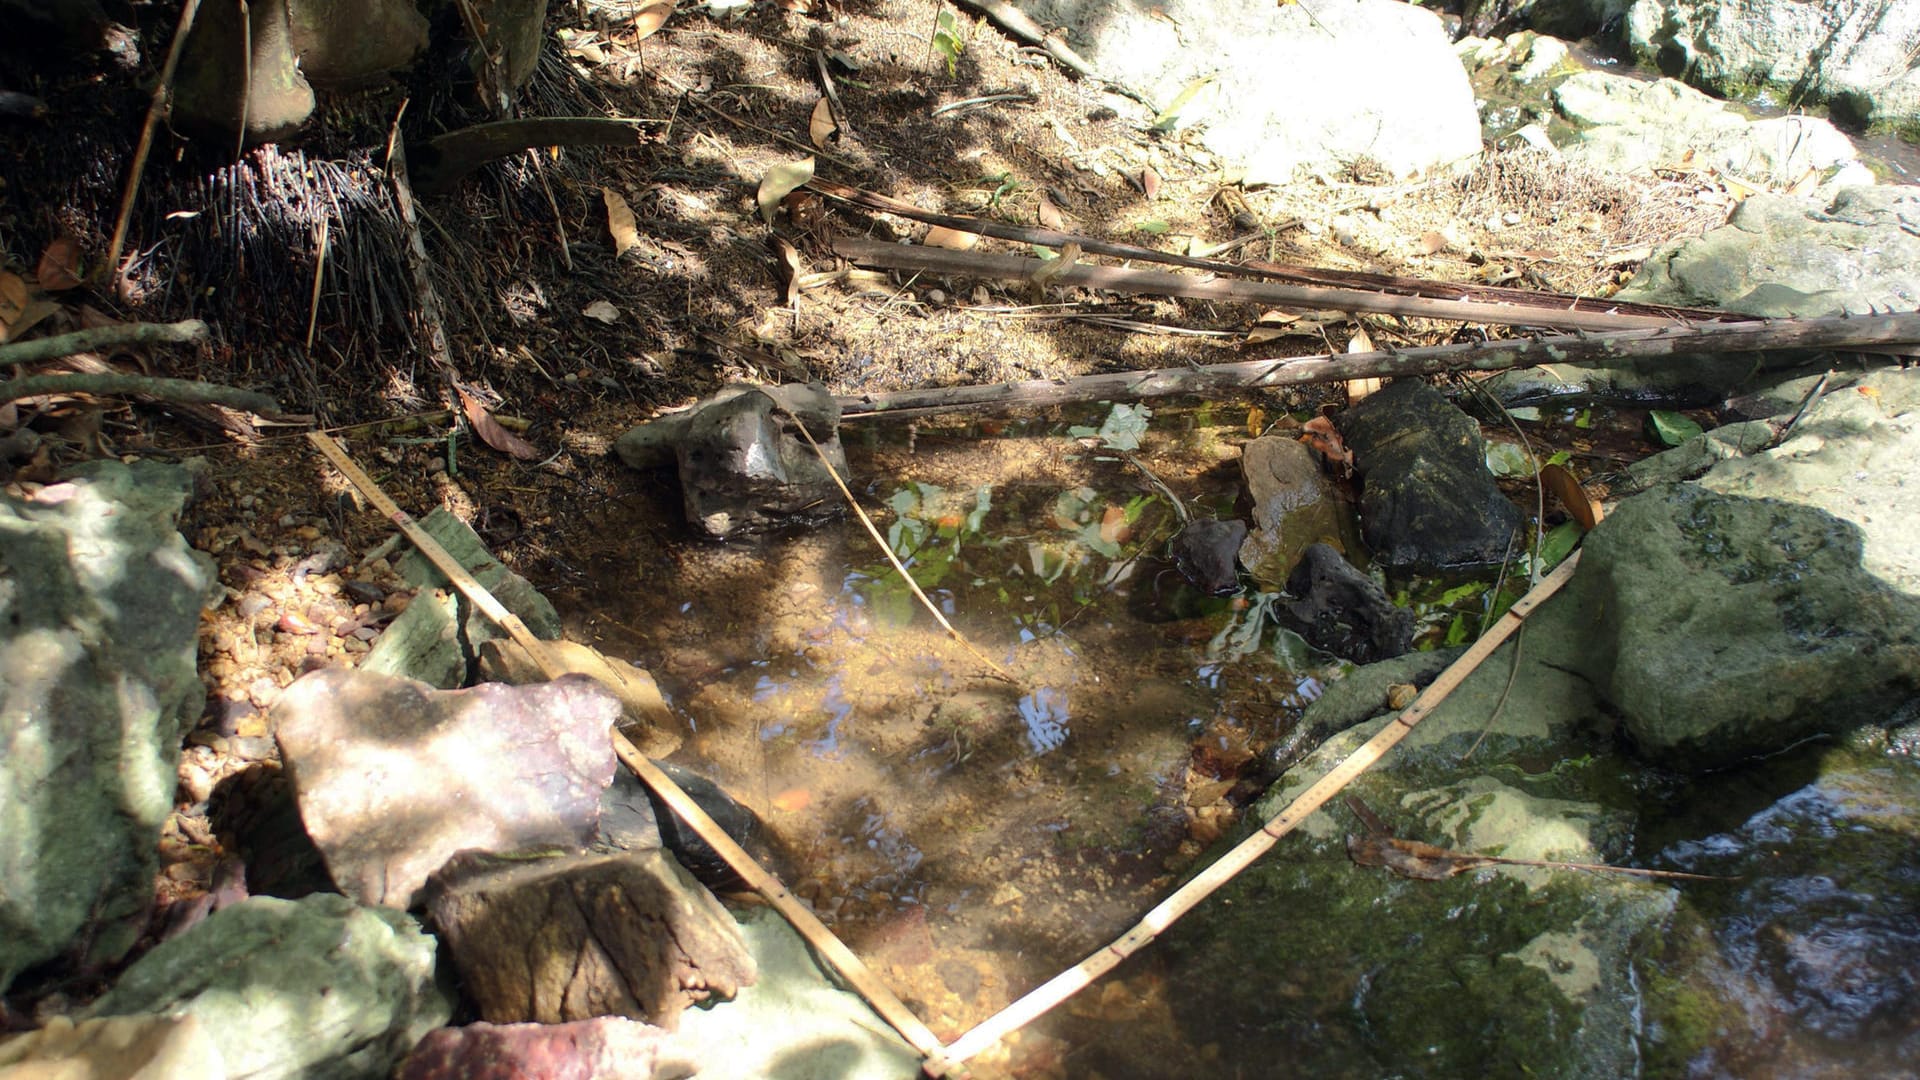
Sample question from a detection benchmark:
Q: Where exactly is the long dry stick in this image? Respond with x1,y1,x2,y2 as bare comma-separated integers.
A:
938,550,1584,1067
834,309,1920,421
839,238,1683,332
806,178,1733,324
303,432,958,1074
778,404,1019,684
107,0,204,293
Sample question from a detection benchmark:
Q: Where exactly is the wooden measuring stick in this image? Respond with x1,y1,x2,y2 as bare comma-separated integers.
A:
304,432,958,1073
939,549,1584,1065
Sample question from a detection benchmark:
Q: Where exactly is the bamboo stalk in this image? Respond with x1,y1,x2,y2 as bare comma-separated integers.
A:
833,310,1920,421
305,432,958,1074
938,550,1584,1066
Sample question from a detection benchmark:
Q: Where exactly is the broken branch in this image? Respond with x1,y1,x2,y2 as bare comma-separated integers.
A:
836,310,1920,420
0,373,279,413
0,319,209,368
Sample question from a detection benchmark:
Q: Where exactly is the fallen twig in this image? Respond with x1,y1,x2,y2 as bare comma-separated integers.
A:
835,310,1920,420
0,319,209,368
107,0,203,295
0,373,278,413
954,0,1098,79
937,550,1584,1068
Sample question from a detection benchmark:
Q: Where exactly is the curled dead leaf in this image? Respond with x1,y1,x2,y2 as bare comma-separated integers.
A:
1539,463,1604,529
809,97,838,149
456,386,540,460
757,156,815,225
633,0,674,39
602,187,640,258
582,299,621,323
1300,415,1354,476
1037,194,1066,231
36,236,83,291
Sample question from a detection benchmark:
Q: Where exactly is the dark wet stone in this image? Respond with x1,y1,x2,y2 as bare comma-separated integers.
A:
1238,434,1348,587
1170,517,1248,595
1336,379,1523,572
1279,543,1412,664
642,761,776,894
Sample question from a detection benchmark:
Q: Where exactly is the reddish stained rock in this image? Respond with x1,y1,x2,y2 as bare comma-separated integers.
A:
396,1017,699,1080
271,668,622,908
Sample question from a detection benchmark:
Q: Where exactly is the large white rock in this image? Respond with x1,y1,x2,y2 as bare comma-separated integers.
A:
1627,0,1920,127
1025,0,1482,183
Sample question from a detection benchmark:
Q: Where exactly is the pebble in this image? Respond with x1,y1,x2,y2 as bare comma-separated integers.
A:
215,698,258,737
247,676,281,708
230,735,278,761
343,580,385,605
343,637,370,654
236,593,271,620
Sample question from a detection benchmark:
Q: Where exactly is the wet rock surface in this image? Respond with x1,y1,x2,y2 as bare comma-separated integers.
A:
1336,379,1523,572
1278,542,1412,664
1168,517,1247,596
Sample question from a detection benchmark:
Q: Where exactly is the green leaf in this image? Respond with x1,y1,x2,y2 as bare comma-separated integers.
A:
932,9,965,76
1545,449,1572,467
1150,75,1214,132
1443,613,1471,646
1137,220,1171,235
1506,406,1542,421
1536,520,1581,571
964,485,993,533
1646,409,1704,447
1574,408,1593,429
1438,581,1488,606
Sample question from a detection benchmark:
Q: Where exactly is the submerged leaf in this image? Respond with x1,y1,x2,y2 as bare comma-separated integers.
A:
1646,409,1703,447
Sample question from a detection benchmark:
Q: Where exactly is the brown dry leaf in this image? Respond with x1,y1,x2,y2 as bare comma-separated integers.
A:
775,0,813,10
1386,682,1418,710
632,0,674,40
1299,415,1353,474
602,187,640,258
1418,230,1448,256
582,299,621,323
457,386,540,460
1098,503,1130,545
1038,194,1066,231
37,236,83,291
757,156,815,225
1245,404,1266,437
770,236,803,306
0,271,27,328
1345,323,1383,401
1245,309,1304,345
924,225,979,250
1540,463,1604,529
1141,166,1161,201
1347,834,1495,881
808,97,838,149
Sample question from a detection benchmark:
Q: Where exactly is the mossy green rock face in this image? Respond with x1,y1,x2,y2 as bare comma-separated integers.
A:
1164,652,1672,1078
89,895,450,1080
1,461,214,992
1564,484,1920,771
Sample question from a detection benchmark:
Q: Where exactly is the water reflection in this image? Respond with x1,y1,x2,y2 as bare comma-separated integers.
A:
1019,686,1071,755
